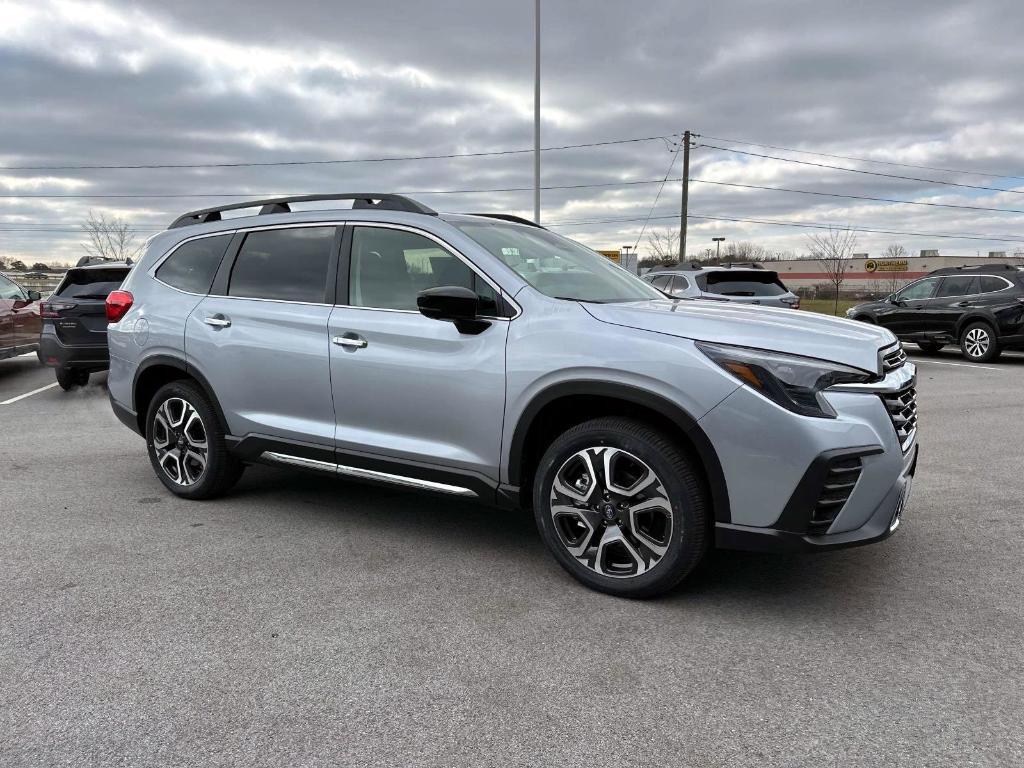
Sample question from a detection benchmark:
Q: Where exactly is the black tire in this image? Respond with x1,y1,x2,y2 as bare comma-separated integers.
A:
145,380,244,499
533,417,708,599
916,341,945,354
959,321,1001,363
55,367,79,391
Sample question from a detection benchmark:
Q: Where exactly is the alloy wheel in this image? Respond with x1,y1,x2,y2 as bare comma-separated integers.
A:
151,397,209,486
964,327,990,358
549,446,674,578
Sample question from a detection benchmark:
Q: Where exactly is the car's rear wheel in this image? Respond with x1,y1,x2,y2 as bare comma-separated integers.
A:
959,322,1001,363
917,341,945,353
146,380,244,499
533,417,708,598
55,367,89,390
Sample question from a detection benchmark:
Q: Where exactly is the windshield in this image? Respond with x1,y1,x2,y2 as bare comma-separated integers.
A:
454,221,663,303
700,271,787,297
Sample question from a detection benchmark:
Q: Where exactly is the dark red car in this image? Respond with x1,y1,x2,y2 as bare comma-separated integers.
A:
0,273,42,361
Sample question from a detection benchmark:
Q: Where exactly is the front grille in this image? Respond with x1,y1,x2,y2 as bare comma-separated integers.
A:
881,345,907,373
808,456,863,535
881,384,918,452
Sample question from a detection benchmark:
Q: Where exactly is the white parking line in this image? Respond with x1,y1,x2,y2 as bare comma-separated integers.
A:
0,382,59,405
911,358,1003,371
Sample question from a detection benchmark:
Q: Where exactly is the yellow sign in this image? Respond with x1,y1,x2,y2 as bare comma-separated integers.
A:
597,249,621,263
865,259,908,273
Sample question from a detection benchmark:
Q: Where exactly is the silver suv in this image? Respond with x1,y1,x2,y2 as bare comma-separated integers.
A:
107,194,918,598
643,263,801,309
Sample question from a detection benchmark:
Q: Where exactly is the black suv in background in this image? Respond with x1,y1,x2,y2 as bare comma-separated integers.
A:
38,261,131,389
846,264,1024,362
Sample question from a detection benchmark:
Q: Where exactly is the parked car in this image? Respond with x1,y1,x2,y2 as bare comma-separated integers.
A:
846,264,1024,362
38,262,132,389
107,193,917,598
0,273,42,361
642,263,801,308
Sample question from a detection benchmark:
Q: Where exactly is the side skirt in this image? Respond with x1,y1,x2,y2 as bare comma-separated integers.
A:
228,433,507,505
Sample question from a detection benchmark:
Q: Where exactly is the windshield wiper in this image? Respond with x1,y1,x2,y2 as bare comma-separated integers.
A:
552,296,605,304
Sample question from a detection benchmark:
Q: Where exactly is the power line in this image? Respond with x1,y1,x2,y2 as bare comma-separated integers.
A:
631,136,684,252
690,178,1024,214
700,133,1024,181
546,212,1024,244
698,143,1024,196
0,134,678,172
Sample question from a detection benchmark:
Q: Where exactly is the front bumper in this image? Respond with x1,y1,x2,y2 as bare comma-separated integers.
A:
699,362,919,552
715,443,917,552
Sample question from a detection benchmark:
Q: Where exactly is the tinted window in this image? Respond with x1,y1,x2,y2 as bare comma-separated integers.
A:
936,276,978,297
455,221,662,303
157,234,232,294
349,227,498,313
898,278,940,301
669,275,690,294
0,275,23,300
56,268,129,299
229,227,334,302
649,275,671,290
702,271,786,296
980,276,1010,293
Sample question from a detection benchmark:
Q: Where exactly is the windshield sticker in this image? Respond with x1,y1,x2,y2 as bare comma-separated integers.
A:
501,247,520,257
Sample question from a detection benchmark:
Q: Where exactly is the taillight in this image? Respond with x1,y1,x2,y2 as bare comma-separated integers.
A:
105,290,134,322
40,301,76,318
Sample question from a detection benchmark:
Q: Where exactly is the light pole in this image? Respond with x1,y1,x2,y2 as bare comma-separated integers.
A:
713,236,725,262
621,245,634,274
533,0,541,224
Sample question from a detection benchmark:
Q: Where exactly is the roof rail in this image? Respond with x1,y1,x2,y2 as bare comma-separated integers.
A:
463,213,545,229
935,263,1021,273
704,261,765,269
168,193,437,229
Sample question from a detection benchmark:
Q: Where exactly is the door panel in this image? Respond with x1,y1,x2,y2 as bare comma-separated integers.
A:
884,277,941,336
12,297,41,347
0,298,13,352
928,275,979,337
329,307,508,478
187,297,335,444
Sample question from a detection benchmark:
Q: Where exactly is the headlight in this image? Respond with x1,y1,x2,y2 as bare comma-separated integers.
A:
696,341,875,418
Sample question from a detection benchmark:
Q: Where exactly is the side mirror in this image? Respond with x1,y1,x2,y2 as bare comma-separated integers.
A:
417,286,489,334
27,290,42,302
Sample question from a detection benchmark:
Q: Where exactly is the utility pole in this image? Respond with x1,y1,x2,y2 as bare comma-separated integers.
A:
533,0,541,224
678,130,691,262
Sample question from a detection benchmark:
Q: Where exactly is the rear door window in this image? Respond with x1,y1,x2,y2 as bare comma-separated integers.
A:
935,276,978,298
702,271,786,297
157,234,232,295
228,227,335,303
648,275,671,290
56,269,128,299
668,275,690,295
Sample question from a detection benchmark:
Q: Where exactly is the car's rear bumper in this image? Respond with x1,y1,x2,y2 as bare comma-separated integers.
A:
38,331,110,371
715,443,917,552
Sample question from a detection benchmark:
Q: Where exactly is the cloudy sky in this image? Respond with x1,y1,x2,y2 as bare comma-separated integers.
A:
2,0,1024,265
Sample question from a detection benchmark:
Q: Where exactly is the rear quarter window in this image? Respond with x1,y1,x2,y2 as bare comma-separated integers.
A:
156,234,233,294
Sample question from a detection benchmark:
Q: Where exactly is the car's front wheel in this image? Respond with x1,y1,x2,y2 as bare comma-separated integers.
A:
145,380,244,499
959,321,1001,363
533,417,708,598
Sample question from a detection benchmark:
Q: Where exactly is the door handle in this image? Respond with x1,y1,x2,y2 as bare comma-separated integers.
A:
203,315,231,328
332,335,367,349
955,301,970,307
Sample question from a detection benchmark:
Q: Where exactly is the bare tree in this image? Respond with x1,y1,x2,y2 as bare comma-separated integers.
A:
806,226,859,315
645,228,681,265
881,243,909,294
80,212,144,264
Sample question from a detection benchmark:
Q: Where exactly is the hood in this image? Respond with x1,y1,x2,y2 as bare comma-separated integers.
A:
582,299,897,373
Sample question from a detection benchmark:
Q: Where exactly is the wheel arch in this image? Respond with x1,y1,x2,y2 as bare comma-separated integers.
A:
506,381,731,523
954,312,998,340
132,355,229,436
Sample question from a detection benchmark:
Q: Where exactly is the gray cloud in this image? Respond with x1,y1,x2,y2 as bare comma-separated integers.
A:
2,0,1023,264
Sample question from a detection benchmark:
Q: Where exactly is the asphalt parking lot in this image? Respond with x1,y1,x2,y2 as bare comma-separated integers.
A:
1,350,1023,767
